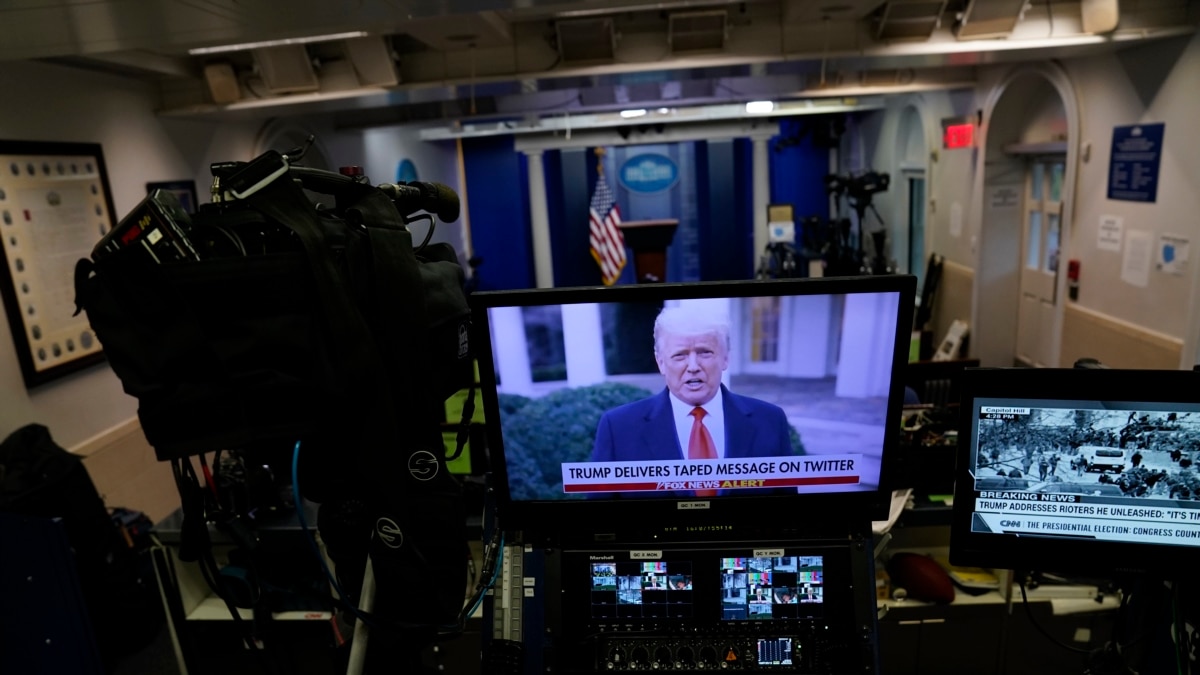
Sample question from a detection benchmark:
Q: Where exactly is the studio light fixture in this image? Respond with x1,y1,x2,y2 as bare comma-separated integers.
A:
745,100,775,113
188,31,370,56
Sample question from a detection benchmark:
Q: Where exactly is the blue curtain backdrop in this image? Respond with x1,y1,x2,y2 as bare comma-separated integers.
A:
608,143,700,284
695,139,753,280
462,135,533,290
462,118,831,289
771,118,832,240
548,148,595,288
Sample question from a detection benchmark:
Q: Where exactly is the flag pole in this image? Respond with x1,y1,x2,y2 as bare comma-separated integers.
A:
595,146,606,174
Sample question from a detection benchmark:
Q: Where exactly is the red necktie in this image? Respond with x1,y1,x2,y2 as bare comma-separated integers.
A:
689,407,717,497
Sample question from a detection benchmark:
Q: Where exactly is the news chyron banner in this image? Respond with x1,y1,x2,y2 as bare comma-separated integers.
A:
972,404,1200,546
971,491,1200,546
561,456,861,494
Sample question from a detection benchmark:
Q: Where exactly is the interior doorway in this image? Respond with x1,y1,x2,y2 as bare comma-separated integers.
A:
1015,157,1065,366
905,172,927,290
974,65,1078,368
895,104,928,287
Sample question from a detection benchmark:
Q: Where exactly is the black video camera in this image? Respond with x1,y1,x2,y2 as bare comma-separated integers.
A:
79,150,473,465
848,171,890,200
76,147,476,639
824,171,890,202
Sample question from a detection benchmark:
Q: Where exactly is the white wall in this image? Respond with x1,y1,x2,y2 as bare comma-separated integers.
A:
966,34,1200,363
863,89,978,276
1059,34,1200,343
929,89,981,270
865,32,1200,367
0,60,261,449
1017,79,1070,144
356,126,467,261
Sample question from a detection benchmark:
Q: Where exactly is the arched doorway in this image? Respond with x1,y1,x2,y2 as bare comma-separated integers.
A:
972,64,1080,367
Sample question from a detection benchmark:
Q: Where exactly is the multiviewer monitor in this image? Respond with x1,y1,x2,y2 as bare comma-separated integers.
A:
470,275,916,540
949,367,1200,575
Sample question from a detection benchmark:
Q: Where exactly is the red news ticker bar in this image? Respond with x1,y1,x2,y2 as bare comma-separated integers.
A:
563,475,860,493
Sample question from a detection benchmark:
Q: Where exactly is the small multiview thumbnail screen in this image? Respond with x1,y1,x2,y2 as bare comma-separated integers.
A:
590,561,695,619
721,556,823,620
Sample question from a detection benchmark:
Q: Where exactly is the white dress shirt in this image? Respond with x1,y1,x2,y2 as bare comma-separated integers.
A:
668,388,726,460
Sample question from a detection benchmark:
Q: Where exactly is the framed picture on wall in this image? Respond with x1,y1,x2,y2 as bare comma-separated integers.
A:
0,140,114,388
146,179,198,214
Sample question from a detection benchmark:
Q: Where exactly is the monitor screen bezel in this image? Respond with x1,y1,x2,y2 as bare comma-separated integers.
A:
470,275,917,540
949,366,1200,576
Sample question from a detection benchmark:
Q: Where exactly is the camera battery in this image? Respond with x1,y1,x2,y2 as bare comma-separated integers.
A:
93,189,200,264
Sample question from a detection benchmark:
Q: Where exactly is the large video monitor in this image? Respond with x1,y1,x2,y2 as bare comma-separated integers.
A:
950,366,1200,575
470,275,916,540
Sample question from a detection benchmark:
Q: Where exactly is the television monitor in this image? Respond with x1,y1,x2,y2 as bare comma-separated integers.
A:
949,366,1200,575
469,275,916,541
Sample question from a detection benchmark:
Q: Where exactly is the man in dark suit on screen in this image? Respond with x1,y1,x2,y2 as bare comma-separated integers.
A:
589,305,795,496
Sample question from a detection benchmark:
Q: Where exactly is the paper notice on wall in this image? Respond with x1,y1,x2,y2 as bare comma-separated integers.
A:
949,202,963,238
1097,215,1123,252
1121,229,1152,287
1157,234,1190,275
989,186,1020,209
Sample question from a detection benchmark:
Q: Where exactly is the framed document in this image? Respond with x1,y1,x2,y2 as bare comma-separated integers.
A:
0,140,114,388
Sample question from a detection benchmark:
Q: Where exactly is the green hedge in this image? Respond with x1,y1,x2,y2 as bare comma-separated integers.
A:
498,382,806,501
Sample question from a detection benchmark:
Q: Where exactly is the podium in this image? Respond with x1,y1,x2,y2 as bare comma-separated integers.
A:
618,219,678,283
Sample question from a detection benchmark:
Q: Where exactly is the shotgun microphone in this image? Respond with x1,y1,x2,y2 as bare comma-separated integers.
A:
378,181,461,223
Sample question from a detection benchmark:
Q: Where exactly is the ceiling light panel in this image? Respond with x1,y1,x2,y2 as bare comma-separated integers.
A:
956,0,1030,40
875,0,949,41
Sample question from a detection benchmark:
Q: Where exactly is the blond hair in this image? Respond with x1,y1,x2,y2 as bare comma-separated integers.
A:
653,305,730,356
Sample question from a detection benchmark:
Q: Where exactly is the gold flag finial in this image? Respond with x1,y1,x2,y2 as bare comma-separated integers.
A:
595,146,606,173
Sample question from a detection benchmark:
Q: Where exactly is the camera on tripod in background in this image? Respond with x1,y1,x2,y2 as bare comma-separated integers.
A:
820,170,893,276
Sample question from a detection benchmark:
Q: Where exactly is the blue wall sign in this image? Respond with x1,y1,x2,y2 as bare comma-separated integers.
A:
396,158,419,184
1107,123,1164,203
618,153,679,194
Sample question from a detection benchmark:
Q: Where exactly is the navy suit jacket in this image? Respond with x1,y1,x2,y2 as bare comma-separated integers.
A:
589,385,797,497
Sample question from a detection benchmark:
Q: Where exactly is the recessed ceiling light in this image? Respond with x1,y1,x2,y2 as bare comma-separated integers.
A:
620,109,648,118
745,100,775,114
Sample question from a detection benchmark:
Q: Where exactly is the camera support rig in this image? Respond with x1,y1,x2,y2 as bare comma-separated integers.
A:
823,171,893,276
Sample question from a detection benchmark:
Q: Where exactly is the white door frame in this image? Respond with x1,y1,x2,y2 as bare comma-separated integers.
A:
892,101,933,280
740,295,788,375
970,62,1081,368
901,169,927,279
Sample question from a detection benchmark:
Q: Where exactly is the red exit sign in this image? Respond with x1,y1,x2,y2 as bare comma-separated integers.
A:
943,123,975,149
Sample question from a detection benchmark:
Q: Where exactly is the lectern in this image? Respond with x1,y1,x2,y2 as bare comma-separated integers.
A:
618,219,678,283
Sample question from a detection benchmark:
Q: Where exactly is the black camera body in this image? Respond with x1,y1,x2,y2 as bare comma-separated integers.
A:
849,171,889,200
75,149,475,635
78,151,473,463
826,171,890,206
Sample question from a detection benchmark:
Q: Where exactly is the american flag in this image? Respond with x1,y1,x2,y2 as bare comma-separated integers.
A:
589,170,626,285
